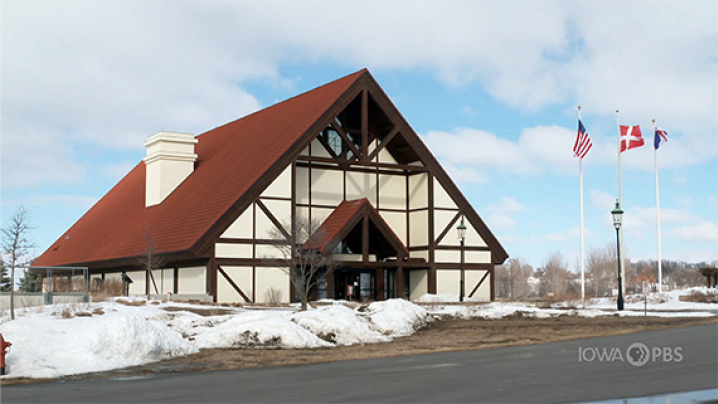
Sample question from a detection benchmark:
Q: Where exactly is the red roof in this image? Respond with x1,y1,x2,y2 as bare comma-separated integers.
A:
34,70,367,267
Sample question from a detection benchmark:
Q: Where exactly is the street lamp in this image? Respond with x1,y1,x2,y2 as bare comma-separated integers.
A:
457,216,467,302
611,200,625,311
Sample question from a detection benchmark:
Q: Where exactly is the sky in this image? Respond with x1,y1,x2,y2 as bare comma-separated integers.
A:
2,0,717,274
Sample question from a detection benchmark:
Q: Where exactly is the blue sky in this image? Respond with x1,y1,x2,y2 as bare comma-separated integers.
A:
2,0,717,272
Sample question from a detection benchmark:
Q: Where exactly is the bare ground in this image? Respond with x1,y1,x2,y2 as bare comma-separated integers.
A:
3,314,716,386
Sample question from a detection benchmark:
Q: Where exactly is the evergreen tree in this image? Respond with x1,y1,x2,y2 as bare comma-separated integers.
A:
18,269,42,292
0,262,11,292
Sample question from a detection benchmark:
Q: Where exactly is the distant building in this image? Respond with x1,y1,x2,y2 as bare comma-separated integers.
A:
34,70,508,303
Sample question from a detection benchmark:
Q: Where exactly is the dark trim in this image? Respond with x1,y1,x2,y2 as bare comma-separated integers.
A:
256,199,291,239
330,121,361,161
218,265,251,303
296,155,428,172
367,127,399,162
468,269,490,298
361,90,369,162
435,262,493,270
434,211,462,246
258,195,292,202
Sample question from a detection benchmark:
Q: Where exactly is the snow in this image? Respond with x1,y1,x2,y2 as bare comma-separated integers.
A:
0,288,714,380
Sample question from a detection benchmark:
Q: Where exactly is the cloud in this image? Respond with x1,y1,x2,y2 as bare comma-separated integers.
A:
2,0,716,190
487,213,517,231
667,220,718,243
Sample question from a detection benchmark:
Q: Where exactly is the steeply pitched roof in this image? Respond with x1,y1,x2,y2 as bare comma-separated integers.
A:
34,70,367,268
305,198,408,257
35,68,508,268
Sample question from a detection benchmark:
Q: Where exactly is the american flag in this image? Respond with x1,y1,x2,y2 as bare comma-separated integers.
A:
573,120,592,159
654,128,668,150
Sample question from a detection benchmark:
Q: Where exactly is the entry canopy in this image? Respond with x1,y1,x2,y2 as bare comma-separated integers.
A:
304,199,408,260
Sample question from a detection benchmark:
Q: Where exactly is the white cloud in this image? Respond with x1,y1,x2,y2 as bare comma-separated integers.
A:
487,213,517,231
2,0,716,190
667,221,718,243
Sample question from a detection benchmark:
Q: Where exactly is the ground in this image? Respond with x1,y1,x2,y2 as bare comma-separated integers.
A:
4,313,715,386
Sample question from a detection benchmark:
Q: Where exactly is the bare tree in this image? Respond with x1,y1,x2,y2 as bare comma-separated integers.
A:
539,251,576,299
266,216,333,311
586,243,617,297
495,257,533,300
2,206,36,320
137,230,163,299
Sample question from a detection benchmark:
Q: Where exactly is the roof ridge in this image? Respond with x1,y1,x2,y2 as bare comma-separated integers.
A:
197,69,367,139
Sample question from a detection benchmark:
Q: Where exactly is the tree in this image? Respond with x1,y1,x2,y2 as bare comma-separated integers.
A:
18,268,42,292
2,206,36,320
495,257,533,300
266,216,333,311
0,262,11,292
137,230,163,299
539,251,576,299
586,243,617,298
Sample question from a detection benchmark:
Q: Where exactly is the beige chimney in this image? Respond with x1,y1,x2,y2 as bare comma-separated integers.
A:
143,131,198,207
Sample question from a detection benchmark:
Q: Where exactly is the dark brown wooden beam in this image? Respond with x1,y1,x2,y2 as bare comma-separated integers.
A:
361,90,369,162
330,121,361,161
256,199,291,239
367,127,399,162
468,269,490,298
218,265,251,302
296,155,428,172
434,211,462,246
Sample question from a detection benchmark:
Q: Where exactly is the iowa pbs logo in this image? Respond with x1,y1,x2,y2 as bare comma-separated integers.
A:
579,342,683,367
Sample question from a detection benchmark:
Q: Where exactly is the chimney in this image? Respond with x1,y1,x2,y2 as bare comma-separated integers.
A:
143,131,198,207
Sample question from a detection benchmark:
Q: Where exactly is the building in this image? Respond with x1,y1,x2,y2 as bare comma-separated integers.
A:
33,69,508,303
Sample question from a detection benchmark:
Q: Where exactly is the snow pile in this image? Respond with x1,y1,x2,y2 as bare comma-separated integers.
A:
0,308,197,379
415,293,481,303
292,305,390,345
190,311,331,349
0,298,435,379
362,299,431,336
421,287,718,319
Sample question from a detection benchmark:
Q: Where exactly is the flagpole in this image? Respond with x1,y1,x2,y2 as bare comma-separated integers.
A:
616,110,625,297
578,106,585,300
653,119,663,292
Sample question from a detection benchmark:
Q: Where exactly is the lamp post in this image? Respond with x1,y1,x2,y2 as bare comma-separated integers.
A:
611,200,625,311
457,217,467,302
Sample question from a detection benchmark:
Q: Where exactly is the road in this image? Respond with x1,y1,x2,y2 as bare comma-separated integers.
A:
3,324,717,403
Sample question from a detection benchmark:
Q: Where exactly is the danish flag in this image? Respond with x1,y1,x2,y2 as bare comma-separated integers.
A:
620,125,644,152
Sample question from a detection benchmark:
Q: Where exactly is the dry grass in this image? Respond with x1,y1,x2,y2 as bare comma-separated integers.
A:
90,279,124,302
115,299,147,307
680,290,718,303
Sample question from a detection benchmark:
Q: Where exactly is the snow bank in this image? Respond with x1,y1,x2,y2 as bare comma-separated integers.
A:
0,309,197,379
191,311,331,349
363,299,431,336
292,305,390,345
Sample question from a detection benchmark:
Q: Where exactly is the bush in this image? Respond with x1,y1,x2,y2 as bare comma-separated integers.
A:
679,290,718,303
264,287,283,306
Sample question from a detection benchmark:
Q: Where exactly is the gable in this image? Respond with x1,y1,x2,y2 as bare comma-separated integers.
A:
34,69,507,269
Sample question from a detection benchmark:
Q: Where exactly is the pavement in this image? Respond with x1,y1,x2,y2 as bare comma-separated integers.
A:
2,323,717,403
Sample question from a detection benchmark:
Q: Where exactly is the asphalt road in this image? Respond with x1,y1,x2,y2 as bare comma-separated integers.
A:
3,324,717,403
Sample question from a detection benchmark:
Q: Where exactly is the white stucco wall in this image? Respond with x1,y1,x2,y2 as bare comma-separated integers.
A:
178,266,206,294
409,210,429,246
378,175,405,209
312,169,343,205
215,243,253,259
217,265,253,303
436,269,491,301
346,171,377,205
256,267,290,303
408,173,428,210
409,269,428,301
